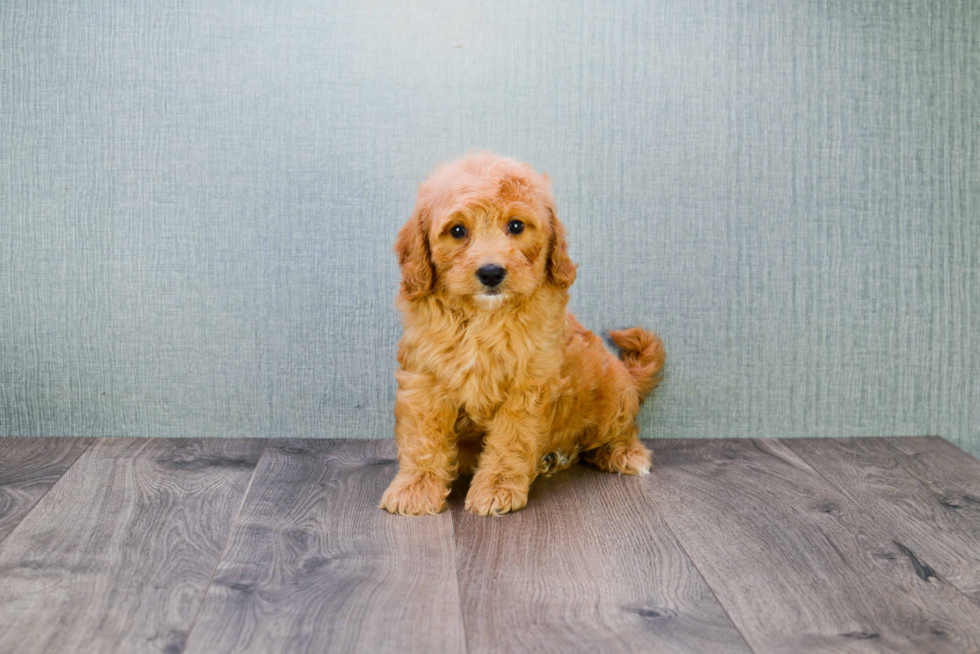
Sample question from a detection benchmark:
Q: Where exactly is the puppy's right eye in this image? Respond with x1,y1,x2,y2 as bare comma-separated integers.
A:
450,225,467,239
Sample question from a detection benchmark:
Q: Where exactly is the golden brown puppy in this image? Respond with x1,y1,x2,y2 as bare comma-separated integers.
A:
380,152,664,516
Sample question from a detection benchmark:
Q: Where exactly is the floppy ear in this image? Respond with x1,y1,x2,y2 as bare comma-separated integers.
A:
546,207,577,289
394,201,434,300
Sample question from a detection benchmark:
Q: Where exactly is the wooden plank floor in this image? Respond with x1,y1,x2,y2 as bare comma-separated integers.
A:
0,437,978,653
0,438,94,543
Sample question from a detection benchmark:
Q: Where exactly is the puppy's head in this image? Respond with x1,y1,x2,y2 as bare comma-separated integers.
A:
395,152,576,307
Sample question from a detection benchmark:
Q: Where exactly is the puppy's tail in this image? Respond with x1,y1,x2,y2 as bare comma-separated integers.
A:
607,327,665,401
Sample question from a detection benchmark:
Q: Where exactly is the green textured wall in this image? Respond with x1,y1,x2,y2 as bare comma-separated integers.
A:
2,1,978,454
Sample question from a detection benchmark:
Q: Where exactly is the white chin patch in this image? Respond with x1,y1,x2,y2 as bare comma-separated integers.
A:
474,293,507,309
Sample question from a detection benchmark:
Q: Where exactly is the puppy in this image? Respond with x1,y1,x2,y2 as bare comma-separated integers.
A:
380,152,664,516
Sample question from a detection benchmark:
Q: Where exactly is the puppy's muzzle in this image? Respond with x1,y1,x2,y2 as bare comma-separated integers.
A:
476,264,506,288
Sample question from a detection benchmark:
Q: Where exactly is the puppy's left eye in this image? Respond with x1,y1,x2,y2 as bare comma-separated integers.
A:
450,225,467,239
507,220,524,235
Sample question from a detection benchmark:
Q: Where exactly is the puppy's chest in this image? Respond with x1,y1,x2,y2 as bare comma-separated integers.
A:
444,330,522,393
404,302,565,418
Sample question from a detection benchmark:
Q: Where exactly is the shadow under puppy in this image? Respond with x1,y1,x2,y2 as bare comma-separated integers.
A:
380,152,664,516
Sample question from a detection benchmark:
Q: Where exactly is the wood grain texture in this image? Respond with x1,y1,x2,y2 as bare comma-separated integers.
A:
784,437,980,608
0,437,94,543
0,437,265,654
645,438,980,654
182,439,466,654
451,464,752,654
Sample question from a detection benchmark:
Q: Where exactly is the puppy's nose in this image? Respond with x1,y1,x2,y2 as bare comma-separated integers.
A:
476,264,506,288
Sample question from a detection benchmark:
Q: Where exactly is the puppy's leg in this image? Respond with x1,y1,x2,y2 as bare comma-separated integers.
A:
583,381,651,475
380,372,458,516
584,424,652,476
464,394,548,516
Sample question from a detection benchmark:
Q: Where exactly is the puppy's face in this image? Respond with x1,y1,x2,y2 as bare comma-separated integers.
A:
395,153,576,306
430,196,547,306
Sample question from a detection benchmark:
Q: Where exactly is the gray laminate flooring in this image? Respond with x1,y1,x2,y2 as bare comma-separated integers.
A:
0,437,978,653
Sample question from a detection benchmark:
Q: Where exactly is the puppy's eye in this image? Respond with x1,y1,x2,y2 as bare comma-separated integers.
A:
507,220,525,235
450,225,467,239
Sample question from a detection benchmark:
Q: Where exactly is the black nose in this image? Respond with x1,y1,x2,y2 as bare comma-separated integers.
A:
476,264,506,288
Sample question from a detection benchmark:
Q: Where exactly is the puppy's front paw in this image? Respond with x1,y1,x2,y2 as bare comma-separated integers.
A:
379,473,449,516
465,478,528,516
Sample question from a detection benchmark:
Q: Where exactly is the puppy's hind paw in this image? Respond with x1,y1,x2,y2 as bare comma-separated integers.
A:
587,442,652,476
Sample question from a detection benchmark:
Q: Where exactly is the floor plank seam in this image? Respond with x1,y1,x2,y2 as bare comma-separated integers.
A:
448,496,471,654
779,438,880,513
179,438,270,653
642,444,760,654
0,437,97,549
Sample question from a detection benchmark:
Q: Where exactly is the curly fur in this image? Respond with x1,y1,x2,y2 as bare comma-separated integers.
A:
380,152,664,516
